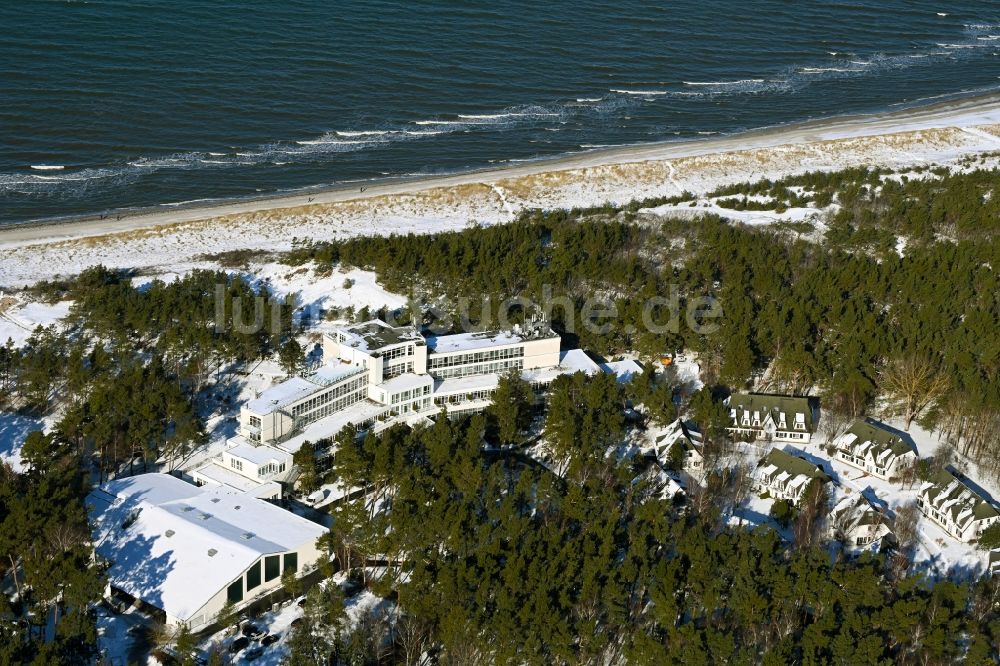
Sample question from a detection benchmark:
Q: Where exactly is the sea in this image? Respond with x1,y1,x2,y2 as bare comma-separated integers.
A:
2,0,1000,226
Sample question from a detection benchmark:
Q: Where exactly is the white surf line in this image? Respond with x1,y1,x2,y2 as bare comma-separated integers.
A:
490,184,517,219
959,126,1000,147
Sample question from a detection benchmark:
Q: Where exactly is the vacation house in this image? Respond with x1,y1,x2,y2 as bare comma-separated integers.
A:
833,418,916,481
917,469,1000,543
828,493,894,552
754,448,829,503
727,393,813,443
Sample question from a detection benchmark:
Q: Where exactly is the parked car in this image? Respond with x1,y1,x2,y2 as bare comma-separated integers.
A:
241,623,264,639
261,633,280,646
228,636,249,654
244,646,264,661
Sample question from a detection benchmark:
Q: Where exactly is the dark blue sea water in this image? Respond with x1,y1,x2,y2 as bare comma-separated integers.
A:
2,0,1000,225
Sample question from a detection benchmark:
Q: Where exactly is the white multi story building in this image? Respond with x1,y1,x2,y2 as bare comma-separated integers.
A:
727,393,813,444
833,418,916,481
754,448,829,503
185,319,619,498
917,470,1000,543
646,419,705,477
828,493,894,552
239,319,577,447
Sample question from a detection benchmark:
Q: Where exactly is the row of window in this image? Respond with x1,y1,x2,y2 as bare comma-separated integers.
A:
737,415,807,430
431,359,523,380
838,451,886,477
226,552,298,604
290,376,368,418
434,388,495,405
297,387,367,425
258,462,286,478
390,397,433,415
380,344,415,361
383,361,414,379
390,384,431,405
428,346,523,370
728,427,809,440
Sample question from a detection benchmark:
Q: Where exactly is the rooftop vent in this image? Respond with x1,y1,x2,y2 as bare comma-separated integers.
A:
199,513,212,521
165,529,175,538
234,505,241,510
210,498,221,504
207,549,218,557
181,506,194,512
241,532,255,540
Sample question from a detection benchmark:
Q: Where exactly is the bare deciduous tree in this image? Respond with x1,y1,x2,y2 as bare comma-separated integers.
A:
793,479,830,550
890,501,921,579
878,355,951,431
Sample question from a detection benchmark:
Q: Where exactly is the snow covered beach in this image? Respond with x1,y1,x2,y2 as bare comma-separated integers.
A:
4,93,1000,289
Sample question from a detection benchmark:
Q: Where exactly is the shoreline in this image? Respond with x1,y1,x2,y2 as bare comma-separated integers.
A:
4,91,1000,247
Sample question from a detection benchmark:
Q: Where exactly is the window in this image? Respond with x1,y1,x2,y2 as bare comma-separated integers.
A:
246,560,261,591
283,552,298,574
227,579,243,603
249,416,261,428
230,458,243,472
265,555,281,582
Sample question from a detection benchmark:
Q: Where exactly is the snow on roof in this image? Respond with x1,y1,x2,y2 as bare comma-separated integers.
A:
246,376,322,416
191,460,266,494
377,372,432,393
758,464,778,477
312,362,366,385
433,373,500,396
88,474,326,623
276,400,390,455
600,359,644,383
836,418,913,460
226,441,290,467
425,330,527,354
558,349,601,374
337,320,423,353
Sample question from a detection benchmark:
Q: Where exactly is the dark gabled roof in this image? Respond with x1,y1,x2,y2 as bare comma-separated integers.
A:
761,448,829,482
923,469,1000,523
730,393,813,431
843,418,913,457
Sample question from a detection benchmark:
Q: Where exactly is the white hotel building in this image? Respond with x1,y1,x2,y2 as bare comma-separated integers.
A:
188,319,611,497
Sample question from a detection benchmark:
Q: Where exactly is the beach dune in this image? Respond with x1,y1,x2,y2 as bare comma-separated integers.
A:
3,94,1000,288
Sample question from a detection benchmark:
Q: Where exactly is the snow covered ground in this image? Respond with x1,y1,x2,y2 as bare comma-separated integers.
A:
0,412,52,472
4,109,1000,287
0,298,72,347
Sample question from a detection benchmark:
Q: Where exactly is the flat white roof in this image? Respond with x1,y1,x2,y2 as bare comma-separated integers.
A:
336,319,423,353
312,362,365,385
276,400,391,455
88,474,326,623
426,330,528,354
191,460,264,494
377,372,432,393
246,376,321,416
433,373,500,396
226,441,290,466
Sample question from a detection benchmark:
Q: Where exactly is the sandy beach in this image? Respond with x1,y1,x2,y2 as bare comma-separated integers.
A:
4,93,1000,288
